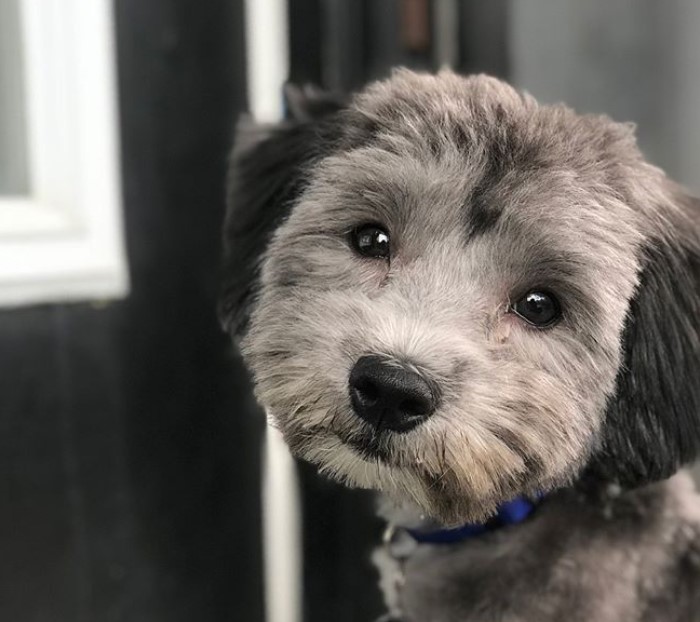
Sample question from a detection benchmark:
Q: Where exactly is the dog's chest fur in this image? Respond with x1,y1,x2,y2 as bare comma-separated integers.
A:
374,472,700,622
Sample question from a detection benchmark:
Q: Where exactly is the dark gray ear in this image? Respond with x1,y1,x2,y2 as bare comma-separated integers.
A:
284,83,346,122
589,200,700,486
218,88,345,336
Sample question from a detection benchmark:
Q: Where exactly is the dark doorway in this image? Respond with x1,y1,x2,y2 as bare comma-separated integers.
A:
0,2,263,621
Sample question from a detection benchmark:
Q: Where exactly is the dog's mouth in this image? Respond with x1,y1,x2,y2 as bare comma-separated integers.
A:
335,429,395,463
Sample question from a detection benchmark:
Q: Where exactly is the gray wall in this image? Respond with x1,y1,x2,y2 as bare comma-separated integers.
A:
510,0,700,193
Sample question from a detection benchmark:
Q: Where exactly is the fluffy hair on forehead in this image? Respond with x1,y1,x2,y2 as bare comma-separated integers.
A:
219,69,700,525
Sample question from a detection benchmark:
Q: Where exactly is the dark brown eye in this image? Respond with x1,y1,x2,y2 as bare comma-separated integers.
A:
512,290,561,327
351,224,390,259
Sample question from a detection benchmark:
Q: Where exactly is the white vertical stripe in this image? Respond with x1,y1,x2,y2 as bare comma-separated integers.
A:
262,424,302,622
244,0,289,123
243,2,301,622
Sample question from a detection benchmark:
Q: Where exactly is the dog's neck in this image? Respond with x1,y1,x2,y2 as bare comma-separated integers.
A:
378,495,541,545
373,473,700,622
375,476,648,548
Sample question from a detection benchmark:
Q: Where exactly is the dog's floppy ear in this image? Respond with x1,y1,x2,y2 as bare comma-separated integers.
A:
218,85,344,336
590,196,700,486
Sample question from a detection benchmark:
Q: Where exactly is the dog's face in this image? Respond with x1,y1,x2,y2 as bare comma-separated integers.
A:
220,71,700,525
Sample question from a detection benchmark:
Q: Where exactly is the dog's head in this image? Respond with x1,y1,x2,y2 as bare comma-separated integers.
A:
220,70,700,525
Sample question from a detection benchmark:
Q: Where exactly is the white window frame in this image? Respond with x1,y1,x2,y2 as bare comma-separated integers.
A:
243,2,303,622
0,0,128,307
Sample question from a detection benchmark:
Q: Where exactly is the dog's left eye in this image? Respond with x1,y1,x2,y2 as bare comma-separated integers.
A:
351,224,390,259
511,290,561,327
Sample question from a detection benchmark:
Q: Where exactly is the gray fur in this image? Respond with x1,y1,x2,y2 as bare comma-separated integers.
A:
224,69,700,620
376,472,700,622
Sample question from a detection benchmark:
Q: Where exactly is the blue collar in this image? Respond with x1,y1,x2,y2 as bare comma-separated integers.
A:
406,496,540,544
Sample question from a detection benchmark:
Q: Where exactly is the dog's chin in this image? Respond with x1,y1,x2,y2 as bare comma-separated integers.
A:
290,427,511,526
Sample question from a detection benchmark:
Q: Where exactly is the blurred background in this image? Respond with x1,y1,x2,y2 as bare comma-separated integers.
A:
1,1,699,621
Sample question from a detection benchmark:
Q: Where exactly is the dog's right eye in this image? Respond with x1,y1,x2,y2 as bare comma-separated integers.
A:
511,290,561,327
351,224,390,259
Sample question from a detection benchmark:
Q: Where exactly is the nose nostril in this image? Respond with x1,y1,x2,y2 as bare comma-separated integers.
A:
353,378,380,404
399,397,430,418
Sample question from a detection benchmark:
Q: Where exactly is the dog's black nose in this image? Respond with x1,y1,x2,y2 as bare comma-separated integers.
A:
349,355,436,433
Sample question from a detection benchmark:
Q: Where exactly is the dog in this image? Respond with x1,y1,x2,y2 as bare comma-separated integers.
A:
219,69,700,621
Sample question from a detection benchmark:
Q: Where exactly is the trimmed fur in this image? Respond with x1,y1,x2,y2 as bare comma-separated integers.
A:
220,69,700,619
